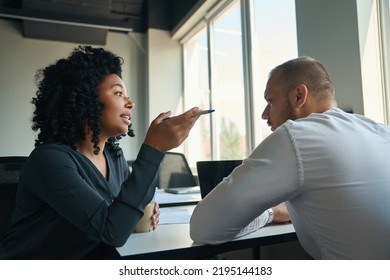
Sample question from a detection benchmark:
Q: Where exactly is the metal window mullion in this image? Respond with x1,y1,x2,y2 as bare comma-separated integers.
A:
241,0,255,153
207,20,219,160
378,0,390,124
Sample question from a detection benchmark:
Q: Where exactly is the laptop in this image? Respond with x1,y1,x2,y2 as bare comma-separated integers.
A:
196,160,243,198
164,186,200,194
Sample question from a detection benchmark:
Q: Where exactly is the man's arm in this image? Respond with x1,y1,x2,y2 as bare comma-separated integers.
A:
190,127,299,245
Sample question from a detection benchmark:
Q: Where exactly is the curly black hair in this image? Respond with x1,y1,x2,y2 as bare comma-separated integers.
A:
31,45,134,156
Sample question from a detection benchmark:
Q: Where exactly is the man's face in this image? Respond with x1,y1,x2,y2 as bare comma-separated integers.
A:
261,71,298,131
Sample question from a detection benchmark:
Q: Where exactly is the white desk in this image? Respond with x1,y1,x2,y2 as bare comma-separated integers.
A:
155,188,201,207
116,205,296,259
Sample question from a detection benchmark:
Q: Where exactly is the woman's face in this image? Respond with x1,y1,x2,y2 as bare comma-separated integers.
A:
98,74,134,139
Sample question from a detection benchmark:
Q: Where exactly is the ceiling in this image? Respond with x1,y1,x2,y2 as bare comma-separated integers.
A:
0,0,201,44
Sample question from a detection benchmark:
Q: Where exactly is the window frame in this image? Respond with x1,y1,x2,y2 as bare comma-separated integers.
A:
378,0,390,124
180,0,298,163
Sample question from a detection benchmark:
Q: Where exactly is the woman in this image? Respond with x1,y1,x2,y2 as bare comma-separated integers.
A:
0,46,200,259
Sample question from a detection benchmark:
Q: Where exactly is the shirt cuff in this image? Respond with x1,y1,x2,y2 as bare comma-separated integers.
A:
266,208,274,224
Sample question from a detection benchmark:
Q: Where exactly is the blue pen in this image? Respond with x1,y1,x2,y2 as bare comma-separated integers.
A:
163,109,215,121
195,109,215,116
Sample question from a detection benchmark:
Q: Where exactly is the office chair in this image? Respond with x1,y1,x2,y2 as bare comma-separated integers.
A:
156,152,197,189
0,156,27,238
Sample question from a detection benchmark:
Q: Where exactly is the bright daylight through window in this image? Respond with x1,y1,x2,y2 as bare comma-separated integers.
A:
183,0,298,167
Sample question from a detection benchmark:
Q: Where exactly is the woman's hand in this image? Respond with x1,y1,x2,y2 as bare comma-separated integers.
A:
151,202,160,231
144,107,201,152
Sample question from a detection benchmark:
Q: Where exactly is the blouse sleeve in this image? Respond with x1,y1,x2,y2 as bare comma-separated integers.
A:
25,144,163,247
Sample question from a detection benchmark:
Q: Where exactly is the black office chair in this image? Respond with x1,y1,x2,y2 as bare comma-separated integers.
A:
0,156,27,238
156,152,197,189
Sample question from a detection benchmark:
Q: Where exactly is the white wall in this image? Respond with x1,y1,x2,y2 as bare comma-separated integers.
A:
295,0,364,114
0,19,146,159
146,28,183,121
145,28,185,154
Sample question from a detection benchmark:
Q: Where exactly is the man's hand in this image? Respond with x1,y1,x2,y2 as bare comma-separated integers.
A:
271,202,290,223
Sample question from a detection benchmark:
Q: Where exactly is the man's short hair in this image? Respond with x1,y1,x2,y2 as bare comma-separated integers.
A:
270,56,335,102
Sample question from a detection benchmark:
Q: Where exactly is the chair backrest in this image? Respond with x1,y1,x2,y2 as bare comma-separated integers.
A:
156,152,197,189
0,156,27,238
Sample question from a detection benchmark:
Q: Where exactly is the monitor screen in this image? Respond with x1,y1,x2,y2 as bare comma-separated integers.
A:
196,160,243,198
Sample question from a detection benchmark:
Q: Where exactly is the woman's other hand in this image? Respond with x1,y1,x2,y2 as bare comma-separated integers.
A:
152,202,160,231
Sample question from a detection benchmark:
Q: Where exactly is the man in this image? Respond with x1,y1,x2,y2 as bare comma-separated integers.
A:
190,56,390,259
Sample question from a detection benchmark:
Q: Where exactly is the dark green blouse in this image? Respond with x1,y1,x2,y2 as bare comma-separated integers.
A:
0,143,163,259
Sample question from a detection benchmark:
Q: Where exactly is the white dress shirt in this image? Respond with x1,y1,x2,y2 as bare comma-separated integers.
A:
190,108,390,259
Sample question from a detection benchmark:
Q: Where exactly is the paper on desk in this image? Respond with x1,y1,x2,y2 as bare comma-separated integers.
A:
159,208,191,224
155,191,199,204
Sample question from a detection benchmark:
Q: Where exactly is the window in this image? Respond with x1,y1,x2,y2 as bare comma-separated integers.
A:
251,0,298,145
211,2,246,160
358,0,386,123
183,0,298,166
183,27,211,161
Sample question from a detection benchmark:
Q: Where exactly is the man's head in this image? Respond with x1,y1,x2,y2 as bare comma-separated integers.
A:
262,56,337,131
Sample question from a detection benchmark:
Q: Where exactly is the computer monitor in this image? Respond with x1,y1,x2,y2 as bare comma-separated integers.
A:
196,160,243,198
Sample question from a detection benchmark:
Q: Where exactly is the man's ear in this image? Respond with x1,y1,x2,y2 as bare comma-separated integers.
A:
291,84,308,108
